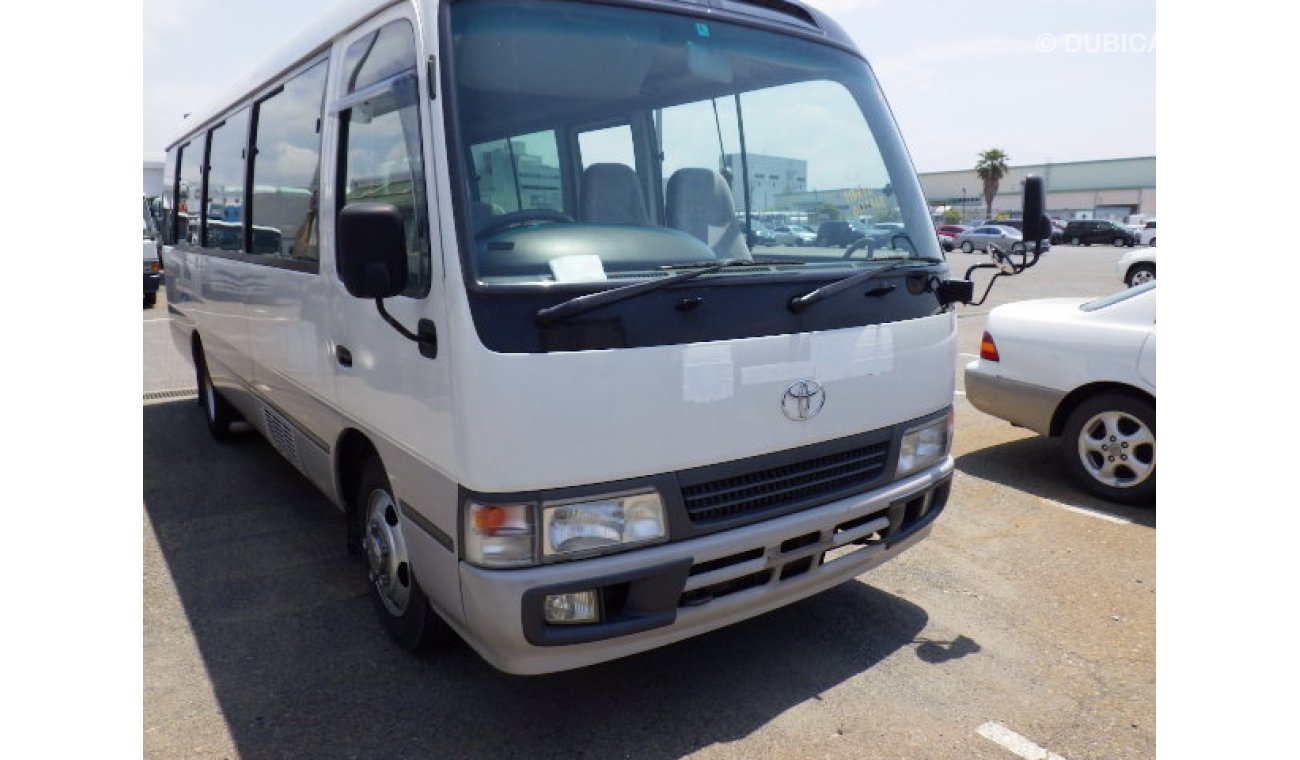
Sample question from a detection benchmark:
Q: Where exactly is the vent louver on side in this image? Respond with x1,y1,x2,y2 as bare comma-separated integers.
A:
262,406,301,469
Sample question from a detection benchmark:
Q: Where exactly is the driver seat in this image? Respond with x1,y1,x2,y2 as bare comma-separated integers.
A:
580,163,649,225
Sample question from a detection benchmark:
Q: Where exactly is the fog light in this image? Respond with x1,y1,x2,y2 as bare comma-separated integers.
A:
543,590,600,624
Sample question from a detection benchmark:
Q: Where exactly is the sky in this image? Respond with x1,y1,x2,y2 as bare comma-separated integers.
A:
142,0,1155,174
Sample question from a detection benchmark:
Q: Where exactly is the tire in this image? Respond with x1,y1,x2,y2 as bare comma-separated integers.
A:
195,344,242,441
961,241,974,254
1060,393,1156,505
1127,264,1155,287
144,292,157,308
1113,237,1126,247
357,456,452,651
1149,237,1156,247
1070,237,1082,246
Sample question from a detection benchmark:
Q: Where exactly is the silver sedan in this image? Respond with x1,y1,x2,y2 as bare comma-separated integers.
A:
952,225,1023,254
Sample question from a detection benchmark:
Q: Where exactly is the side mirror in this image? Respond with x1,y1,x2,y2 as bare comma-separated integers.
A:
337,202,408,299
1021,176,1048,242
936,279,974,306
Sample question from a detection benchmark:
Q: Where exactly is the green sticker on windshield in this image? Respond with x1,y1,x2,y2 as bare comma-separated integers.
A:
696,23,710,38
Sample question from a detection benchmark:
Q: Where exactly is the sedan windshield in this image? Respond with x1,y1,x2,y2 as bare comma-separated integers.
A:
447,0,938,286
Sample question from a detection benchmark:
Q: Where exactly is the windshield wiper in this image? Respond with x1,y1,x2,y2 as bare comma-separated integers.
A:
536,258,769,327
788,261,925,314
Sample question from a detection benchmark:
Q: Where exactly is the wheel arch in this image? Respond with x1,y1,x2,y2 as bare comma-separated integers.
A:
1050,382,1155,438
335,428,380,553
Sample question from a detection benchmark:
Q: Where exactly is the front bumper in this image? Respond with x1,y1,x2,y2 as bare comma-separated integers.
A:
455,463,952,675
963,360,1064,436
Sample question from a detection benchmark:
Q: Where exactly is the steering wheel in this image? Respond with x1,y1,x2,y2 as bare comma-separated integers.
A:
842,238,876,259
475,208,574,239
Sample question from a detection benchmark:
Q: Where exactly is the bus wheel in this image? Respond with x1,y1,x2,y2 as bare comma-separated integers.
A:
358,456,450,650
195,345,241,441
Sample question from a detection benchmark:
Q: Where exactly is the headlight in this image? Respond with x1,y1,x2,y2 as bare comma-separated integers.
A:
464,502,535,568
897,412,952,478
542,491,666,560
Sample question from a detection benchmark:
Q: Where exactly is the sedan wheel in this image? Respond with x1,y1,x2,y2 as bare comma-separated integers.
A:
1113,237,1126,247
1061,394,1156,505
1070,237,1082,246
1127,264,1155,287
961,241,974,254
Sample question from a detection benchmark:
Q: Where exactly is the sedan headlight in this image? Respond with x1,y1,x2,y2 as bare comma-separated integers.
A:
542,491,666,560
897,412,953,478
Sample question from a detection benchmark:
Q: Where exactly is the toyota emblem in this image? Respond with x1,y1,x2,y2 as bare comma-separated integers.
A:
781,380,826,421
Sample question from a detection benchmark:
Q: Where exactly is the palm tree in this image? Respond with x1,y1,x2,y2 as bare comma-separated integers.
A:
975,149,1010,219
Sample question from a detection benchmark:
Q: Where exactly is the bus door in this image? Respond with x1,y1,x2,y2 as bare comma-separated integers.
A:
325,8,460,611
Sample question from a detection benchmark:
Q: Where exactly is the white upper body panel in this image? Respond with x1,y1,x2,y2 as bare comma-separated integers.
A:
446,312,957,493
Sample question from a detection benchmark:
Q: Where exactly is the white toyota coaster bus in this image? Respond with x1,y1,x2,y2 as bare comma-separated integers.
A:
159,0,1007,674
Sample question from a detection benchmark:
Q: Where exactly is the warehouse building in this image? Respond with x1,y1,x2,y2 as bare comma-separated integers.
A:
920,156,1155,223
773,156,1155,226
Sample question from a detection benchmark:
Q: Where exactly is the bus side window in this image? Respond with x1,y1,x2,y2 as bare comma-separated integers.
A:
162,148,177,245
176,139,203,246
204,109,250,252
251,59,329,261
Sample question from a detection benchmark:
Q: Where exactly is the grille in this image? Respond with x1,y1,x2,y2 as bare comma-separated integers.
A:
682,441,889,523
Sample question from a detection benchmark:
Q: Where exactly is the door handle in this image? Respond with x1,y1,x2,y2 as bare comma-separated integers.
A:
336,345,353,367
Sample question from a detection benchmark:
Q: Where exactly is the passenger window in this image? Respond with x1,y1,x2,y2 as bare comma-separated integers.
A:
251,59,328,261
204,109,250,251
578,125,634,171
176,139,204,245
469,131,562,215
340,18,429,296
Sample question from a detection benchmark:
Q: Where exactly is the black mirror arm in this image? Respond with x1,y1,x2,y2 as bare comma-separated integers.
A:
375,299,438,358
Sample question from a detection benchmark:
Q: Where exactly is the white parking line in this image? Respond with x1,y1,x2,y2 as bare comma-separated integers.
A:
1045,499,1133,525
976,721,1068,760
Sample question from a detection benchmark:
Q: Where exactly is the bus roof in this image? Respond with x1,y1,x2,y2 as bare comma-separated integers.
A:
163,0,857,151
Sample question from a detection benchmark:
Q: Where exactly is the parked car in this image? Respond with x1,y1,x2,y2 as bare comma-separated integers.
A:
771,224,817,246
748,226,776,246
814,220,868,247
965,218,1052,249
936,224,968,238
1049,219,1067,244
1062,219,1138,247
964,282,1157,504
1116,248,1155,287
144,199,162,308
952,225,1023,254
864,222,906,247
1139,218,1156,247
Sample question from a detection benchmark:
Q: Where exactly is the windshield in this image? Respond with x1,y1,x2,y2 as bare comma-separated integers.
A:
447,0,938,287
1081,280,1155,311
